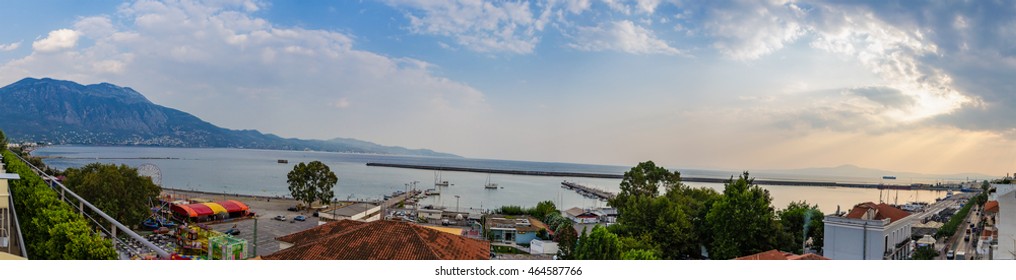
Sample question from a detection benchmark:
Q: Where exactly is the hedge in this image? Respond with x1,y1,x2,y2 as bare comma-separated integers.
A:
2,150,118,259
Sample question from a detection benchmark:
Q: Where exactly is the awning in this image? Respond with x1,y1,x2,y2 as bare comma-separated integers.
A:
217,200,250,213
171,203,216,217
201,202,228,214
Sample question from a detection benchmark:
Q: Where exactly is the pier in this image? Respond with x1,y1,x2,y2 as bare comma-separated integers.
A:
561,181,615,201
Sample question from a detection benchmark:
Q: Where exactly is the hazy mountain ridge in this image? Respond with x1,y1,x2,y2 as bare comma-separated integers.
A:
758,164,992,182
0,78,458,158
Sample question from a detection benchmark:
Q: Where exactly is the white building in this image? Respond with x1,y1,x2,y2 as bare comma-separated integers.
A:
993,185,1016,260
564,207,599,224
824,202,914,260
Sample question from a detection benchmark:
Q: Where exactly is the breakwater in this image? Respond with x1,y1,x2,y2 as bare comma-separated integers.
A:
366,162,927,189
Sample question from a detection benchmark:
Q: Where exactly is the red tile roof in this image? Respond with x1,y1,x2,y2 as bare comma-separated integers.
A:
734,249,829,260
984,200,999,213
789,253,830,260
263,220,490,260
275,219,363,245
845,202,910,223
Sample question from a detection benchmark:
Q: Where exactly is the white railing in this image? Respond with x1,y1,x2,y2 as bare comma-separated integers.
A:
12,153,170,259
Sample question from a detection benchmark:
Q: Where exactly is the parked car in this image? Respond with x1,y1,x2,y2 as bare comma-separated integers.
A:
294,215,306,221
287,206,299,212
273,215,287,221
224,228,240,235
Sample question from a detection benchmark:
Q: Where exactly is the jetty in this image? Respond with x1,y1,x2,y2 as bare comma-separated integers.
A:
561,181,615,201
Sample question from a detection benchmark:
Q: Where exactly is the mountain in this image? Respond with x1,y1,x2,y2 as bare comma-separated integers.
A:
0,78,458,157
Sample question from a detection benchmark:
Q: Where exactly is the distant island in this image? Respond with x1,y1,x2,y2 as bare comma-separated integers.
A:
0,78,458,157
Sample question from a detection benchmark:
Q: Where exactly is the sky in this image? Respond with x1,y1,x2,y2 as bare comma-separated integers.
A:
1,0,1016,176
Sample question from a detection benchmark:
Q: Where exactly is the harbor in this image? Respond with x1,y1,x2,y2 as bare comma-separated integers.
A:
561,181,615,201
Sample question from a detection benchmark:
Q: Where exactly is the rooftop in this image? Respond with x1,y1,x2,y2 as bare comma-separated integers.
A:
984,200,999,213
844,202,911,224
734,249,830,260
275,219,363,245
263,220,489,260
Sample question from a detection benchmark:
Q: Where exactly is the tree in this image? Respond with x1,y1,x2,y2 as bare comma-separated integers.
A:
607,161,721,259
913,246,939,260
777,201,825,254
3,151,117,259
611,161,682,206
608,161,685,239
706,172,782,260
554,222,578,259
573,225,622,260
287,161,338,210
532,200,557,220
0,128,6,152
621,249,659,260
64,163,162,227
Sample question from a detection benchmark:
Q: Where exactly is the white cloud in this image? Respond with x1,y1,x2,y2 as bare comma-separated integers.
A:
635,0,661,14
601,0,631,15
386,0,542,54
569,20,681,55
559,0,592,14
0,42,19,52
807,7,970,124
702,1,807,60
32,29,80,53
331,97,351,109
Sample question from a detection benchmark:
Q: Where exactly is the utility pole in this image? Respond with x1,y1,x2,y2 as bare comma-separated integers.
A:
252,215,258,258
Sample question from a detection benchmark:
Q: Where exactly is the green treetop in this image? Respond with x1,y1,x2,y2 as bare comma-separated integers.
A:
287,161,338,210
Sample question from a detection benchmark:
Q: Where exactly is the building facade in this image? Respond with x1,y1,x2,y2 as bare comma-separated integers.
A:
993,185,1016,260
824,202,914,260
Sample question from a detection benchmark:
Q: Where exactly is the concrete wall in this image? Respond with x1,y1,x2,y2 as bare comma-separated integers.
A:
531,239,558,255
996,188,1016,260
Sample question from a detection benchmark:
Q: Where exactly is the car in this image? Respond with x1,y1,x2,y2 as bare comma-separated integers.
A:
224,228,240,236
287,206,299,212
946,250,955,260
273,215,286,221
294,215,306,221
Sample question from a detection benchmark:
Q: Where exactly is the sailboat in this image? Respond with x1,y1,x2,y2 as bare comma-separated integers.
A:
434,171,450,187
484,174,498,190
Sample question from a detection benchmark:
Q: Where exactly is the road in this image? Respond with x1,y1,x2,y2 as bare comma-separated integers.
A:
935,194,979,260
925,194,964,260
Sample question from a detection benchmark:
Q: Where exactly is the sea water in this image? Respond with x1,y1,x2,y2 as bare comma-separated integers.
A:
34,145,948,214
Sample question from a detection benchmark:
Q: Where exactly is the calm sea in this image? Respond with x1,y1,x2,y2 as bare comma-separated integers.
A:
34,145,948,214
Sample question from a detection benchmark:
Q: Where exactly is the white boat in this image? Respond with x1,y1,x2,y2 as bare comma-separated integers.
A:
484,174,498,190
434,171,449,187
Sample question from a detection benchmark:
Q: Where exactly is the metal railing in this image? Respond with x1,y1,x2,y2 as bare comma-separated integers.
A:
12,153,170,259
8,188,27,259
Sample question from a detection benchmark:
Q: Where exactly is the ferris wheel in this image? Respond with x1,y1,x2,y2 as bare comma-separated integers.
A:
137,163,162,186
